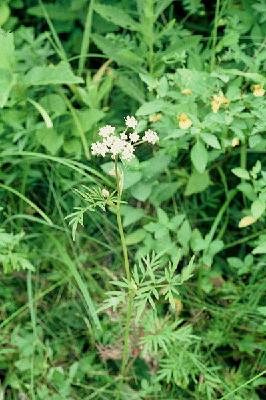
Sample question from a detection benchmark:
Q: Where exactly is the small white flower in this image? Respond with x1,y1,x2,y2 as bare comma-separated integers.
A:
125,115,138,129
143,129,159,144
101,188,110,198
110,137,125,157
129,131,139,143
98,125,115,137
121,143,135,161
120,131,128,140
91,142,108,157
103,135,115,147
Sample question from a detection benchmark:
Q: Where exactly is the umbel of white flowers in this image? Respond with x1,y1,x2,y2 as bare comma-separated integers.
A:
91,116,159,162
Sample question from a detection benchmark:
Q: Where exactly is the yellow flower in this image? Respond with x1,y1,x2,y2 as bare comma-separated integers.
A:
178,113,192,129
149,113,161,122
252,84,265,97
211,92,230,113
231,137,240,147
181,88,192,95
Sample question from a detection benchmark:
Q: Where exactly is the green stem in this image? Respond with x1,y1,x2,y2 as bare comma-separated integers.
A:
78,0,95,76
121,290,134,377
114,159,133,379
115,159,130,281
210,0,221,71
206,189,237,246
240,142,247,207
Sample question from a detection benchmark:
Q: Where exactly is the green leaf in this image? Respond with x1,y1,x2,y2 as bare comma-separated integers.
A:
131,181,152,201
0,68,15,107
126,229,146,245
191,141,208,173
121,205,144,227
0,30,15,70
157,208,169,226
0,4,10,27
251,199,265,219
177,220,192,251
92,34,143,72
185,170,210,195
36,127,63,155
180,256,195,283
77,109,105,132
94,4,140,31
27,4,76,20
24,62,83,86
136,99,166,116
232,167,250,180
201,132,221,149
252,242,266,255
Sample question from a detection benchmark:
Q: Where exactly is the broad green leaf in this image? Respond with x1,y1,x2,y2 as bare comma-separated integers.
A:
126,229,146,245
252,242,266,255
0,30,15,70
157,208,169,226
0,68,15,108
136,99,166,116
0,4,10,26
251,199,265,219
131,181,152,201
185,170,210,196
141,154,171,179
121,205,144,227
201,132,221,149
24,62,83,86
123,170,142,190
36,127,63,155
94,4,140,31
191,141,208,173
77,109,105,132
232,168,250,180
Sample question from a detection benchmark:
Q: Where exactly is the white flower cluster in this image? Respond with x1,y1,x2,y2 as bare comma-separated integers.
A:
91,116,159,162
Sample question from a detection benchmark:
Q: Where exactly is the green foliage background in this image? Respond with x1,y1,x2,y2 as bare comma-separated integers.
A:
0,0,266,399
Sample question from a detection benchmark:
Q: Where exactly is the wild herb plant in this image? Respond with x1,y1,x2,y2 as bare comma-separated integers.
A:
0,0,266,399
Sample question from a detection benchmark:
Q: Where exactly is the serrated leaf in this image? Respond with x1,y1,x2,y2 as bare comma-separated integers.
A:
94,4,140,31
180,256,195,283
93,34,143,72
201,132,221,149
191,141,208,173
232,168,250,180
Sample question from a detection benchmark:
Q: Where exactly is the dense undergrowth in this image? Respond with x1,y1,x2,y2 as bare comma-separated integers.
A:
1,0,266,399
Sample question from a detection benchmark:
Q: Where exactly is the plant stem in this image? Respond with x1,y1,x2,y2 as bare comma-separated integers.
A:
240,141,247,206
78,0,95,76
210,0,220,71
121,290,134,377
114,159,133,378
115,159,130,282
